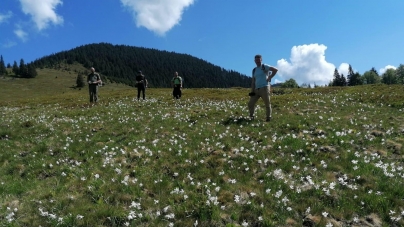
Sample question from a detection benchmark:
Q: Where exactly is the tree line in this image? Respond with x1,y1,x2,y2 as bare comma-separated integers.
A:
26,43,251,88
330,64,404,87
278,64,404,88
0,55,37,78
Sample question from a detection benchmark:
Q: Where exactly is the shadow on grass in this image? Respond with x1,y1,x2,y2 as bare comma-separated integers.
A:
222,116,252,125
70,86,85,90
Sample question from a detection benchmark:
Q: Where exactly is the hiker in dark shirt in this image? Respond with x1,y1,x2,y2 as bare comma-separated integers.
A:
135,70,148,100
171,71,182,99
87,67,102,103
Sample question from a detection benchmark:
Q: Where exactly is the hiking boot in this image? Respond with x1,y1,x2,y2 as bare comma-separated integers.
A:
266,117,271,122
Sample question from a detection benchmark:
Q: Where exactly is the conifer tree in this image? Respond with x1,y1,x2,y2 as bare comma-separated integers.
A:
332,68,340,86
348,72,362,86
340,74,347,86
26,64,38,78
346,64,354,85
12,61,19,76
370,67,379,76
348,64,354,77
19,59,27,77
0,55,6,76
76,73,85,87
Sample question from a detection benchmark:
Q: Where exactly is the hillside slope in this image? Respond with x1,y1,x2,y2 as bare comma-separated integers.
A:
0,66,134,105
31,43,252,88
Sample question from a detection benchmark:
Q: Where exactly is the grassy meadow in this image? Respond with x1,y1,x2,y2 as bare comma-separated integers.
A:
2,68,404,226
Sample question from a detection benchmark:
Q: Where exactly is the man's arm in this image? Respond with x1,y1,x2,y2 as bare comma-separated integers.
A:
267,66,278,81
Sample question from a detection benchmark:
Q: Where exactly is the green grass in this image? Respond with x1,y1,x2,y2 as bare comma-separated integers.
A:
2,68,404,226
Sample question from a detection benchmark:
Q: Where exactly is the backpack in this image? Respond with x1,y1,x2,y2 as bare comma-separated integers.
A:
252,65,266,77
96,74,102,86
173,77,181,84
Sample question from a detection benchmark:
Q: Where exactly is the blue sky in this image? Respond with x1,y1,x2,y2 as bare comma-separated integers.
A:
0,0,403,86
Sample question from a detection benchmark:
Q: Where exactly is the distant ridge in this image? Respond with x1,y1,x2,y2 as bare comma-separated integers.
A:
31,43,252,88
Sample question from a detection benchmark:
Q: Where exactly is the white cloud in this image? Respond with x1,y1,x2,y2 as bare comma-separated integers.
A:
0,11,13,24
276,44,344,86
19,0,63,30
14,28,28,42
120,0,195,36
338,63,349,77
379,65,396,74
273,78,282,84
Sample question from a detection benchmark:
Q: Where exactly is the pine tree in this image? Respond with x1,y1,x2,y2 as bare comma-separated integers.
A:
76,73,85,87
348,64,354,77
26,64,38,78
340,74,347,86
332,68,340,86
370,67,379,76
12,61,19,76
0,55,6,76
348,72,362,86
19,59,27,77
347,64,353,85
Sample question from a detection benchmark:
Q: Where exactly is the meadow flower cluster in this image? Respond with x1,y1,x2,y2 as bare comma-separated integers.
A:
1,86,404,226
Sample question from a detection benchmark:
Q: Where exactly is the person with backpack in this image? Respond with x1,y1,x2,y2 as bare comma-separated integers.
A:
87,67,102,103
248,54,278,122
135,70,148,100
171,71,182,99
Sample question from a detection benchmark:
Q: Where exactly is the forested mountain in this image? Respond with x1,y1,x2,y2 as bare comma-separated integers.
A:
31,43,251,88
